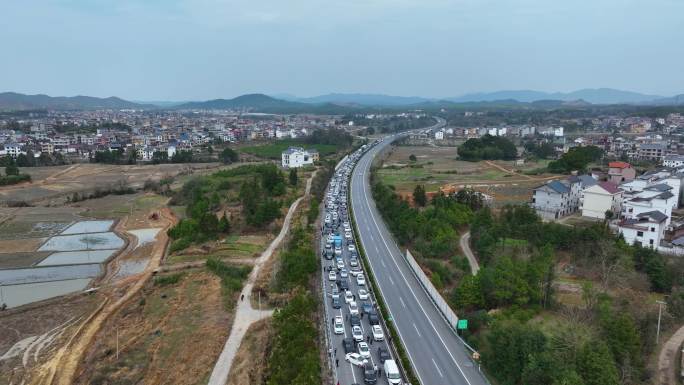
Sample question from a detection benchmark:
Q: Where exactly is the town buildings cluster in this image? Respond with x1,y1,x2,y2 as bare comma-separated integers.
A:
533,161,684,255
0,110,340,161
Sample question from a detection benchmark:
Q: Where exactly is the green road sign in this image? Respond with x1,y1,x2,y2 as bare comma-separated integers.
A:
457,319,468,330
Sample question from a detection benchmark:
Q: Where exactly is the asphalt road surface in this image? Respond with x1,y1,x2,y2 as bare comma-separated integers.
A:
349,122,490,385
320,156,396,385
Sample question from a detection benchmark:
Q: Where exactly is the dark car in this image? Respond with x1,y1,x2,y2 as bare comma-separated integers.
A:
343,337,355,354
363,362,378,384
350,314,361,327
377,346,391,363
332,296,342,309
338,279,349,291
368,310,380,325
361,301,373,315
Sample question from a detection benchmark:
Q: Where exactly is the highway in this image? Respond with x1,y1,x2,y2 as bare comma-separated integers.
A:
349,119,490,385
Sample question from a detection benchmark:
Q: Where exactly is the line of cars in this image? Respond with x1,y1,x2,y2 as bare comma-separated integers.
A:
321,144,402,385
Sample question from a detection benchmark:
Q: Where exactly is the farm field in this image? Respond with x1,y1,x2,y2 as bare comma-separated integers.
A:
240,139,337,159
377,145,562,206
0,162,224,205
74,270,234,385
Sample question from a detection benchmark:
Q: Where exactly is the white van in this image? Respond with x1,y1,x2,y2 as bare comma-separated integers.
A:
384,359,401,385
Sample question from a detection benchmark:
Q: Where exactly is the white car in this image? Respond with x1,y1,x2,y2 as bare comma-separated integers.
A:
357,342,371,359
345,352,368,367
340,268,348,278
352,325,364,342
372,325,384,341
345,231,352,239
328,270,337,281
350,268,362,277
358,289,369,300
336,259,345,270
356,274,366,286
334,246,342,256
348,244,356,252
349,301,359,316
334,316,344,335
344,290,354,304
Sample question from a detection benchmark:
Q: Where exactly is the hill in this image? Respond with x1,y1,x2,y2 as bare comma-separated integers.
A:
289,93,431,106
447,88,663,105
0,92,154,111
174,94,306,110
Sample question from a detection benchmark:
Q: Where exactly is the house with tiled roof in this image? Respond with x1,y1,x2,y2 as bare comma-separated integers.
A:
581,181,623,219
618,210,668,248
608,161,636,184
531,179,581,220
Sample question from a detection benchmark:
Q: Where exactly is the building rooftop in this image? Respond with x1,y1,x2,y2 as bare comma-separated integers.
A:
608,161,632,169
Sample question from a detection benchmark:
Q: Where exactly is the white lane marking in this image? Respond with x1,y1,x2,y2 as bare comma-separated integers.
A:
381,259,386,268
412,322,422,337
358,157,474,385
399,297,406,308
388,276,395,285
432,358,444,377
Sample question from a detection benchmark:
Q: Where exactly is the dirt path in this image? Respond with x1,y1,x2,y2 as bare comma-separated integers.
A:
33,207,176,385
207,170,316,385
459,231,480,275
658,323,684,385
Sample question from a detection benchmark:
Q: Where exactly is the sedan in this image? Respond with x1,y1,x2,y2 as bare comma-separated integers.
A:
357,342,371,359
350,258,359,267
340,268,349,278
336,259,345,270
344,290,354,304
349,301,359,316
358,289,369,300
377,346,391,363
345,231,353,239
334,316,344,335
350,314,361,327
356,274,366,286
345,352,368,368
372,325,384,341
352,325,364,342
348,244,356,252
332,296,342,309
328,270,337,281
343,338,355,354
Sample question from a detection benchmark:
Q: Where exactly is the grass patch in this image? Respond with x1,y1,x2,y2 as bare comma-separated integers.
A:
241,140,338,159
154,273,184,286
206,257,252,309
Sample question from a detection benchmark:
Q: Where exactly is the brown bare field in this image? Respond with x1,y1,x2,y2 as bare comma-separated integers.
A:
73,270,232,385
379,145,561,206
0,163,225,205
0,238,47,253
226,318,273,385
0,294,99,385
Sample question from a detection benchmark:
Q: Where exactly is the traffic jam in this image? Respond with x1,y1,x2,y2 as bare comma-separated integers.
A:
321,141,402,385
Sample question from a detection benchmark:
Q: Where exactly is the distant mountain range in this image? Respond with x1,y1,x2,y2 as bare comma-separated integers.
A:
0,92,154,111
278,88,674,106
2,88,683,112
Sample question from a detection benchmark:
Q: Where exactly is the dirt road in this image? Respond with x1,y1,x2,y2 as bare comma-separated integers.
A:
658,323,684,384
459,231,480,275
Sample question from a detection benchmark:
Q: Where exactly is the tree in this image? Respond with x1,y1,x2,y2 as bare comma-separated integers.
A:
220,147,239,164
413,184,427,207
575,343,620,385
409,154,417,162
218,213,231,233
289,168,298,186
5,163,19,176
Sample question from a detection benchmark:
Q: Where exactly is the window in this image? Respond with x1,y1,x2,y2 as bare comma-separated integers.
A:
650,239,654,245
637,231,644,237
651,227,655,232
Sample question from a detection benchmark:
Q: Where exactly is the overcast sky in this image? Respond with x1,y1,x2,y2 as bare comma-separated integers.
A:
2,0,683,101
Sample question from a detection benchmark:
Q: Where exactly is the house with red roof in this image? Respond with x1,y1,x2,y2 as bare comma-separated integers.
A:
608,161,636,185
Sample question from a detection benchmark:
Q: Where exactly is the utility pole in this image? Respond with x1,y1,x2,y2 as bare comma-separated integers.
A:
116,325,119,360
656,300,667,344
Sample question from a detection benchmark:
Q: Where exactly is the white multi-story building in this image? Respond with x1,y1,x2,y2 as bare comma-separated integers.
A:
618,210,668,248
581,181,623,219
621,184,677,225
663,155,684,168
532,179,582,220
281,147,319,168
